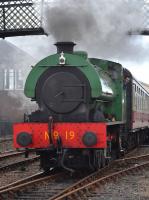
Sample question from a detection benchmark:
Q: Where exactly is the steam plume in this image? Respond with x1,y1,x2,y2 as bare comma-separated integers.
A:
42,0,148,62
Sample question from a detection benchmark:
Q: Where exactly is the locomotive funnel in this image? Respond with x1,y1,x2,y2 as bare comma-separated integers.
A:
55,42,76,53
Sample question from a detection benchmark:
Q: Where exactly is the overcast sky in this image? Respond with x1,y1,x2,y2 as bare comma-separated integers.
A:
7,34,149,84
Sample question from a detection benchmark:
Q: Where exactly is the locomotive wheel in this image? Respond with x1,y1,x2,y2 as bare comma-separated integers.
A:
94,151,102,169
97,152,102,169
94,150,106,170
101,151,106,168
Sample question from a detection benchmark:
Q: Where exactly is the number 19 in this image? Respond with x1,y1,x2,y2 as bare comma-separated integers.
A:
65,131,75,140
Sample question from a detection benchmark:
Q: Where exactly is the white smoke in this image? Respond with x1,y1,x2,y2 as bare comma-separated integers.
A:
41,0,148,62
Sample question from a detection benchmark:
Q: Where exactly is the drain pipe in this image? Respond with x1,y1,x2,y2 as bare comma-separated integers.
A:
60,149,75,173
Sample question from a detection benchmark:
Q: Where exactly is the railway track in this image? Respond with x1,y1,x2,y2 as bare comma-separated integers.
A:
0,151,25,164
0,156,39,172
48,154,149,200
56,161,149,200
0,172,44,192
126,145,149,157
1,153,149,200
0,170,86,200
0,149,17,155
0,155,40,188
0,150,38,169
0,137,12,143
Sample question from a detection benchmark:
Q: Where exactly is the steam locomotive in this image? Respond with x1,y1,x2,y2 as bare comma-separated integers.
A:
14,42,149,172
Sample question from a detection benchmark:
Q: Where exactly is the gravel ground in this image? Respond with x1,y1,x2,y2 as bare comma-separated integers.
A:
126,146,149,158
1,144,149,198
87,167,149,200
0,160,41,187
86,147,149,200
13,175,78,200
0,152,37,167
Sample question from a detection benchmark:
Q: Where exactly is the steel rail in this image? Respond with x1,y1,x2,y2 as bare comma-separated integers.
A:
0,171,65,198
0,172,44,192
0,138,12,143
0,156,39,172
0,153,149,199
0,151,24,160
116,153,149,163
52,161,149,200
49,153,149,200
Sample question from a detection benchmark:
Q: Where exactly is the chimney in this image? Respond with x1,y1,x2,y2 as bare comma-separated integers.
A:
54,42,76,54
